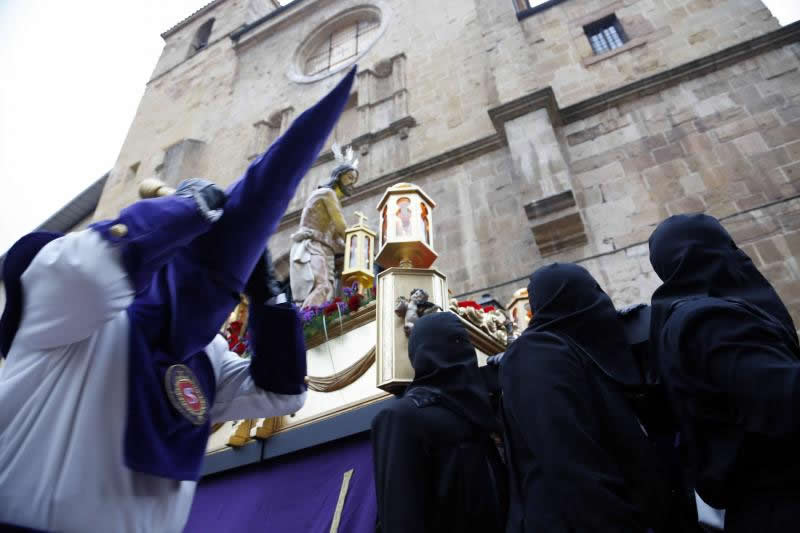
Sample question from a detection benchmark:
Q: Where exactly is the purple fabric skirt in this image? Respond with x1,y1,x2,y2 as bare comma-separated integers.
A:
184,434,376,533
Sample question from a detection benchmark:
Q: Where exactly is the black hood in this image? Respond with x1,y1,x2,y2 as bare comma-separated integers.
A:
407,312,497,432
649,213,797,349
525,262,640,385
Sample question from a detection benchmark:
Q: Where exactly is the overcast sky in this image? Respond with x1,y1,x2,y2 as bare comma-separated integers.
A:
1,1,799,255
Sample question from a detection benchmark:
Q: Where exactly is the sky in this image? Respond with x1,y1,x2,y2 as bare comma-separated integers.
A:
0,0,799,256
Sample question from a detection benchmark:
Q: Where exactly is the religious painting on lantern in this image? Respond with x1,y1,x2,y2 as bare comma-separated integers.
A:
363,234,371,269
421,203,431,245
348,234,358,270
395,197,412,237
381,205,388,247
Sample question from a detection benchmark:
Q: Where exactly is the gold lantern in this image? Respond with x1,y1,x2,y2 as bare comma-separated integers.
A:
342,212,376,294
375,183,437,269
506,288,531,332
375,182,448,393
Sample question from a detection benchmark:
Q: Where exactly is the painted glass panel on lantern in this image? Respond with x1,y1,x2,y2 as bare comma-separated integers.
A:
348,235,358,270
395,198,413,238
302,11,383,77
421,203,431,245
381,206,388,246
363,235,371,269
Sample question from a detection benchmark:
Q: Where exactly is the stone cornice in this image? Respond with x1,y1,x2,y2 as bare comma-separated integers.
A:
487,86,561,141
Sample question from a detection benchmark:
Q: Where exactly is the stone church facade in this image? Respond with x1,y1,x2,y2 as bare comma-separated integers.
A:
93,0,800,325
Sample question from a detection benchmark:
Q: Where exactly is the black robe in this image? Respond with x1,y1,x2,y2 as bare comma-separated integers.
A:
500,263,698,533
371,312,507,533
649,214,800,532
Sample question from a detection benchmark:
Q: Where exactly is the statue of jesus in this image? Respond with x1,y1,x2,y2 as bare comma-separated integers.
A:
289,144,359,309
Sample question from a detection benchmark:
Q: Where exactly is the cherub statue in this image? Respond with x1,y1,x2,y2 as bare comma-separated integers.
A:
504,317,517,344
290,143,359,309
395,288,440,336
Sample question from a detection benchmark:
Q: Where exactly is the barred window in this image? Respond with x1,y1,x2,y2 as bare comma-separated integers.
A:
513,0,566,20
305,19,380,76
584,15,627,55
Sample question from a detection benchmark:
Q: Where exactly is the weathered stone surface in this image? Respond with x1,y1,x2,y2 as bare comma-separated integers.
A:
575,160,625,188
764,121,800,148
756,238,784,264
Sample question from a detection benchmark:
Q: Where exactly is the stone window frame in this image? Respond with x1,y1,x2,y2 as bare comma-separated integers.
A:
187,18,215,58
577,2,666,68
584,14,628,55
514,0,568,22
290,5,389,84
305,19,380,76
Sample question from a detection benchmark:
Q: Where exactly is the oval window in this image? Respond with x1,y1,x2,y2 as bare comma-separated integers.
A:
292,6,386,83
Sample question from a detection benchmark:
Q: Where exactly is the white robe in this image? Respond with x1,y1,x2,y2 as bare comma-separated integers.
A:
0,230,306,532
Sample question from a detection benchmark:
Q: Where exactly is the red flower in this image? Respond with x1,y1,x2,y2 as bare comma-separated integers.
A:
323,303,339,316
232,341,246,355
458,301,481,309
228,321,242,335
227,334,239,351
348,293,363,312
483,305,496,312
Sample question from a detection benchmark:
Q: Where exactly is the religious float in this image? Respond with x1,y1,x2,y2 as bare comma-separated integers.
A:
140,168,528,532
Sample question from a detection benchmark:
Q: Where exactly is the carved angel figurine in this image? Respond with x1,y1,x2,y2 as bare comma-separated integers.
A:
395,288,440,336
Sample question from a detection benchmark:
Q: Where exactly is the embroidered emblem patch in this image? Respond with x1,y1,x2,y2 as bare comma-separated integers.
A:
165,364,208,426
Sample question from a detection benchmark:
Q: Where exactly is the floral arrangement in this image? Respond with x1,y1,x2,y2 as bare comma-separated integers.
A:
300,282,376,341
225,320,252,357
457,300,496,313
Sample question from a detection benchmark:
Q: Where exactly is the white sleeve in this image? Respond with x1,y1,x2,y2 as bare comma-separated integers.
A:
14,230,134,350
205,335,306,423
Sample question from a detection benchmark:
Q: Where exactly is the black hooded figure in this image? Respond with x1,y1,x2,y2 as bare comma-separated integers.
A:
371,312,507,533
648,214,800,533
500,263,698,533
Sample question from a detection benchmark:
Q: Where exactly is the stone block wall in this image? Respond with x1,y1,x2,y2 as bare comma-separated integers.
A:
458,42,800,319
97,0,782,222
481,0,780,106
564,44,800,257
152,0,268,79
95,0,499,220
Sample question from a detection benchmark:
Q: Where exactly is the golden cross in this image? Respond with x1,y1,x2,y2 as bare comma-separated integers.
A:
354,211,368,227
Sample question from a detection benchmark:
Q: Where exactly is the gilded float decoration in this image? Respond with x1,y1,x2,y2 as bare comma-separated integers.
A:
204,179,505,452
507,287,532,335
375,182,437,269
341,211,376,295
